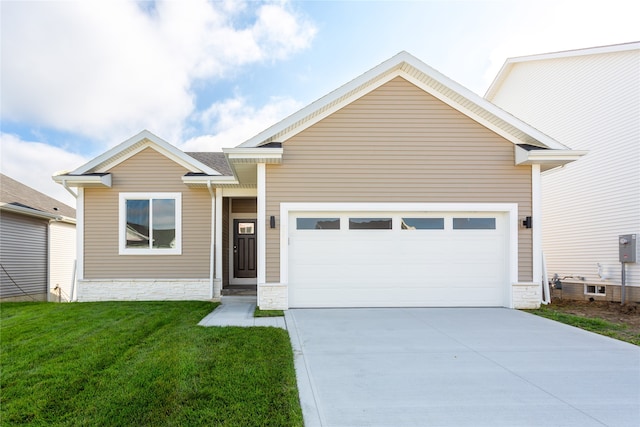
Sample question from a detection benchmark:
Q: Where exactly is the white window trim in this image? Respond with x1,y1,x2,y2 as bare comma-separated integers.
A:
119,192,182,255
584,284,606,295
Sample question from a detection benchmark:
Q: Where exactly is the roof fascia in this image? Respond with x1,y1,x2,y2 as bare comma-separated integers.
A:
52,173,112,188
238,51,568,150
182,175,239,187
72,130,221,176
218,148,283,186
515,145,588,171
486,42,640,100
222,147,283,163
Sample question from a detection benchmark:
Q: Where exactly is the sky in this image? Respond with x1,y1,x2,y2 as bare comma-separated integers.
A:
2,0,639,209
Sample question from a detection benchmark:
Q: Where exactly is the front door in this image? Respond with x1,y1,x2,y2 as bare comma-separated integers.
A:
233,219,257,279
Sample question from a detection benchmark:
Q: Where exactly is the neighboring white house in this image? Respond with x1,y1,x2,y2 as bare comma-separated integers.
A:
486,42,640,302
0,174,77,302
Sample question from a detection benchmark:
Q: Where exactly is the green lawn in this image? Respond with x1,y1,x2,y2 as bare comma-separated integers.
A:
526,305,640,346
0,301,303,426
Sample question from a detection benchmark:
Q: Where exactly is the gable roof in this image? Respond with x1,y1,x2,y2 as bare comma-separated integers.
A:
70,130,223,176
485,42,640,100
238,51,570,150
1,174,75,220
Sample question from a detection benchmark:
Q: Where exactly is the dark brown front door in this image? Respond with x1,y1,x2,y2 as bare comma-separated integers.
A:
233,219,257,279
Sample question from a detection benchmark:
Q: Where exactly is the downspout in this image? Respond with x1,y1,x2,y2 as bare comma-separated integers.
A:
61,179,78,199
207,181,216,300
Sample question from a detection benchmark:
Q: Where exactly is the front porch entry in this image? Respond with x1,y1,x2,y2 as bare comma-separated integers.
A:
223,197,257,295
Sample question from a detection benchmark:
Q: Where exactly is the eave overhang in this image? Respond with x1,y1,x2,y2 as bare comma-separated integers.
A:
52,173,112,188
222,147,284,164
182,174,243,188
515,145,588,171
0,202,76,224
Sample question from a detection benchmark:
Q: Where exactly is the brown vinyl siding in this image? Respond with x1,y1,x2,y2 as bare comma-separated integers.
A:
83,147,211,279
266,77,532,282
231,198,257,214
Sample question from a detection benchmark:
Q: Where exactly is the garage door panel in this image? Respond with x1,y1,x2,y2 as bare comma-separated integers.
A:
289,286,505,308
288,211,509,308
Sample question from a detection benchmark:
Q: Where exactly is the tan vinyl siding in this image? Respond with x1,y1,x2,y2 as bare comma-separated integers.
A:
84,147,211,279
266,77,532,282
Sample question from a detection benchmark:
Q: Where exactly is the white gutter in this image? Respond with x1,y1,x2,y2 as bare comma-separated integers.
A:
0,203,62,221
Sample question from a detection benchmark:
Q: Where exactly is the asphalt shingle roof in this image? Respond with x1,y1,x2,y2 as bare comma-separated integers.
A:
0,174,76,218
185,152,234,176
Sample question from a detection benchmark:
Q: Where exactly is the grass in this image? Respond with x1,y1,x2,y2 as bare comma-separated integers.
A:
0,301,303,426
254,307,285,318
526,305,640,345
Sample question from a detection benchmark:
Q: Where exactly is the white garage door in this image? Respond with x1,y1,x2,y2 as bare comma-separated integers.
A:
288,212,509,307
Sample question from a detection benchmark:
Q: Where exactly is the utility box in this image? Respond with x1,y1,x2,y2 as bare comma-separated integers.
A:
619,234,637,263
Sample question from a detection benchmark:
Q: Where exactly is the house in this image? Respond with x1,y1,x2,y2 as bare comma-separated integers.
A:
53,51,586,309
1,174,76,302
485,42,640,302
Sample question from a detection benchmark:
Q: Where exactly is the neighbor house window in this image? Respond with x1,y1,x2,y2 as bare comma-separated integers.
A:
585,284,606,295
119,193,182,255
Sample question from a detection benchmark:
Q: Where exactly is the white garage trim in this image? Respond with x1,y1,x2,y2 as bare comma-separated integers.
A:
279,202,519,308
532,164,542,285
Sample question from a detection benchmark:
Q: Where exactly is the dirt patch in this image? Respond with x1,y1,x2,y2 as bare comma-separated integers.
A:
546,298,640,334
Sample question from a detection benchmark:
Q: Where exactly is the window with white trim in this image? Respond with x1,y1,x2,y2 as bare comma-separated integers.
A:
119,193,182,255
585,284,606,295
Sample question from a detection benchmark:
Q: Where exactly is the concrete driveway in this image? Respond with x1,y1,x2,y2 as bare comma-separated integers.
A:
285,308,639,427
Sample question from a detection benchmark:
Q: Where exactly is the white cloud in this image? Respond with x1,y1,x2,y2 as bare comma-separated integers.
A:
1,0,316,144
1,133,88,208
180,95,302,151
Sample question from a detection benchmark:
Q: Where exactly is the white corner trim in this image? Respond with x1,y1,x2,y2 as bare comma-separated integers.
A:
279,202,520,302
75,188,84,292
532,164,542,285
215,189,223,283
257,164,266,285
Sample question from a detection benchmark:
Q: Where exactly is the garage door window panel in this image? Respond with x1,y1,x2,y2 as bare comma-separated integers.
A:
453,218,496,230
349,218,392,230
401,218,445,230
296,218,340,230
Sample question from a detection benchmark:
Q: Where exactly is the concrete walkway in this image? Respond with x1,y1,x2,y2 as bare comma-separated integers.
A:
286,307,640,427
198,296,286,328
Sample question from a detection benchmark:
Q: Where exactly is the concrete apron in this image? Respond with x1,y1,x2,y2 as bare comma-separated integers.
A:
286,307,640,427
